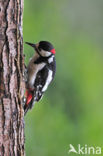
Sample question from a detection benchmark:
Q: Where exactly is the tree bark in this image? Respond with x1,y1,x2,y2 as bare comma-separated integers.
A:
0,0,25,155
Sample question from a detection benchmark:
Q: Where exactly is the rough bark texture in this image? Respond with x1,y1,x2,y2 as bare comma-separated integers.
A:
0,0,25,155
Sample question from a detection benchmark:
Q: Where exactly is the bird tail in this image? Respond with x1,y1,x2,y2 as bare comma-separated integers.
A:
24,104,30,115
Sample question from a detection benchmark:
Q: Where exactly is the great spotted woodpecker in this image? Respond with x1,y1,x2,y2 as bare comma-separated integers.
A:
24,41,56,114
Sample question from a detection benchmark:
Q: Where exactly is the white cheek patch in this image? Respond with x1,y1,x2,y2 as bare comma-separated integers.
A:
42,70,53,92
40,49,51,57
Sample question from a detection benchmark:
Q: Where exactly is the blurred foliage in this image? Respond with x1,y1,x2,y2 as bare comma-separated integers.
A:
23,0,103,155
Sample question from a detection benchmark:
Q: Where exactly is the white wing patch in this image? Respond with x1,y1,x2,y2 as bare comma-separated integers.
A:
42,70,53,92
48,56,54,63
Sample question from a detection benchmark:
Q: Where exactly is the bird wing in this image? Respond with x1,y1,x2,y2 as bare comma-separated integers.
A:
34,65,51,101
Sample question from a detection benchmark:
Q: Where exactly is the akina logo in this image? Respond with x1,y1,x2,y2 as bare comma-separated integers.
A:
68,144,102,155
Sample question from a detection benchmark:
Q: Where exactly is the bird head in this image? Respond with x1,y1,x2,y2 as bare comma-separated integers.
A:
25,41,56,57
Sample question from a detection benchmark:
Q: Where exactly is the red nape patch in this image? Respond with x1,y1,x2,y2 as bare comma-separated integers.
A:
50,48,56,54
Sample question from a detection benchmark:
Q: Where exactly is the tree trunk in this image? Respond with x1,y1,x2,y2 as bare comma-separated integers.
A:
0,0,25,155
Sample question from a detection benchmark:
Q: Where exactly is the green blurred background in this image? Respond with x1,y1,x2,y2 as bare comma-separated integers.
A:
23,0,103,155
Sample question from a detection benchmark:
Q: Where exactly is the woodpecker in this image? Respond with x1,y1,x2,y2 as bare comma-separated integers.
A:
24,41,56,114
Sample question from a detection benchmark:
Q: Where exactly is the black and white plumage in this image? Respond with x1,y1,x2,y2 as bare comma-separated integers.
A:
24,41,56,114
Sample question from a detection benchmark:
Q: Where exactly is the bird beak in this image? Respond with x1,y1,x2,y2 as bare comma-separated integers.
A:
25,42,36,48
